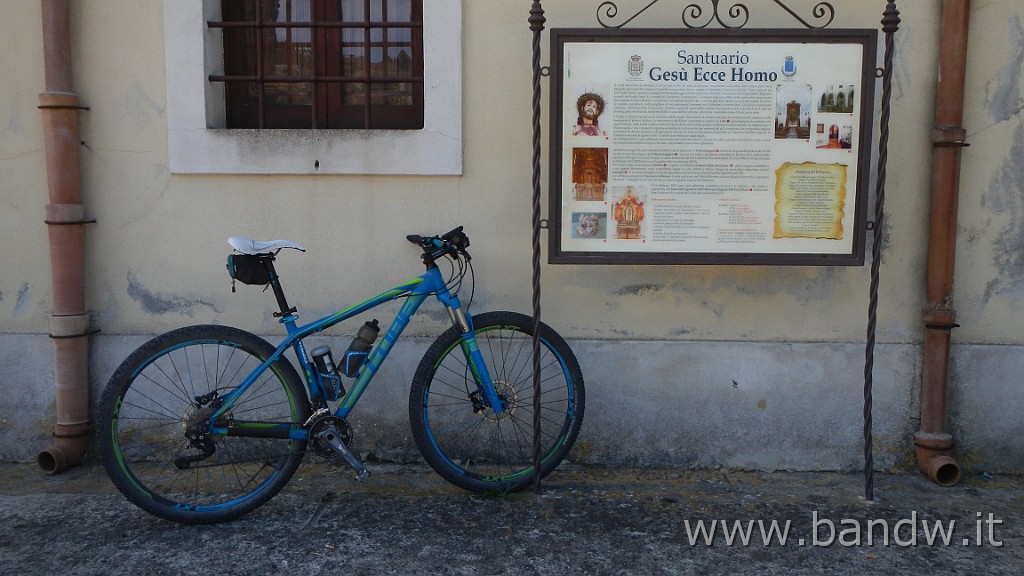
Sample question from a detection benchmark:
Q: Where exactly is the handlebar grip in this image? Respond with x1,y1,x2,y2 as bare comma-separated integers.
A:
441,226,464,241
407,228,470,260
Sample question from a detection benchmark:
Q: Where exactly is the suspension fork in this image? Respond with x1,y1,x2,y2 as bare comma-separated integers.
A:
446,305,507,414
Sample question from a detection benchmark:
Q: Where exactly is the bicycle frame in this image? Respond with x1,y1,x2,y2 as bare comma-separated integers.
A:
208,264,504,441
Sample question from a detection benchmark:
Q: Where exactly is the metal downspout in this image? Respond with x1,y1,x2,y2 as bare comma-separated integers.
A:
915,0,971,487
37,0,93,473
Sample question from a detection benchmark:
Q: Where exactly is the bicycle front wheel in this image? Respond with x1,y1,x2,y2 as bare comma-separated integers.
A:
409,311,585,493
97,325,311,524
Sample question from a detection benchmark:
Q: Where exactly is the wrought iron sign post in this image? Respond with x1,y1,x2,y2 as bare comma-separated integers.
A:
528,0,547,493
532,0,901,494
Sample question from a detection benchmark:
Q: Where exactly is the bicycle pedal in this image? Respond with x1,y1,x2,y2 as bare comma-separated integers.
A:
316,425,369,482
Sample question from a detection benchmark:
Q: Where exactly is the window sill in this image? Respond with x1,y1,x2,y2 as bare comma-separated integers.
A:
166,127,461,175
163,0,462,176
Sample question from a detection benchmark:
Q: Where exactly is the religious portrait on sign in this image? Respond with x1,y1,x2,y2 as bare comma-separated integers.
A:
572,92,608,137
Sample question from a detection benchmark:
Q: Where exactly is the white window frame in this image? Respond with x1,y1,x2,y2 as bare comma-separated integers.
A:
163,0,462,175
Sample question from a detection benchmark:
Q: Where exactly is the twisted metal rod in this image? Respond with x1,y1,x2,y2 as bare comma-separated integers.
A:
529,1,546,493
863,0,901,502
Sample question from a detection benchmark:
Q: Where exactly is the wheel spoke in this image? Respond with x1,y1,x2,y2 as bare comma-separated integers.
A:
99,326,309,523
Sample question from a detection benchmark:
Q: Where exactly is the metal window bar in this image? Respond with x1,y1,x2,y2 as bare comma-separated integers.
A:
209,21,419,28
311,0,319,128
209,0,423,129
359,0,372,126
208,75,424,82
256,4,264,128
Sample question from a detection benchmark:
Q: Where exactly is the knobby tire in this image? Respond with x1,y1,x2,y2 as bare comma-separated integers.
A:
97,325,310,524
409,311,585,493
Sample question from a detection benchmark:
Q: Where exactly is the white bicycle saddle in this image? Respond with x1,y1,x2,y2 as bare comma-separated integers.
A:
228,236,306,255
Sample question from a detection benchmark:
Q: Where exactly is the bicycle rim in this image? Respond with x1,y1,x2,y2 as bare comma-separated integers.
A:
413,313,583,492
103,328,308,522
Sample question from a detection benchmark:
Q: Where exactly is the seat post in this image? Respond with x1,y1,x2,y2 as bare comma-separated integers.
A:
261,257,296,318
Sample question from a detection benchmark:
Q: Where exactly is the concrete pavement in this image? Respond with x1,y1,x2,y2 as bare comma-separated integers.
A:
1,462,1021,575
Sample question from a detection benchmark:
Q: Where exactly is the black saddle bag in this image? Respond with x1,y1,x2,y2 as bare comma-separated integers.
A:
226,254,271,286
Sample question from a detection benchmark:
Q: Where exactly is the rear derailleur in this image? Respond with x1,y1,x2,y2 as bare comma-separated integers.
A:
174,391,223,470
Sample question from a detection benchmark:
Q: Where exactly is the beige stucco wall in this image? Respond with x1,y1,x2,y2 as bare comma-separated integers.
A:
3,1,942,341
2,1,1022,471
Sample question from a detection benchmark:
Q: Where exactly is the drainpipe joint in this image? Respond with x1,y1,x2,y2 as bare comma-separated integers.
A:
913,432,961,487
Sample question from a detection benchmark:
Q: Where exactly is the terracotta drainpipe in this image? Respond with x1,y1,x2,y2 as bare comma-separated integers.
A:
37,0,93,473
916,0,971,487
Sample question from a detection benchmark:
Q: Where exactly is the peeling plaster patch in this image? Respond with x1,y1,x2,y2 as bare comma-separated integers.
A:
723,267,843,303
985,17,1024,123
615,284,662,296
12,283,29,316
982,124,1024,304
695,298,725,318
127,273,217,316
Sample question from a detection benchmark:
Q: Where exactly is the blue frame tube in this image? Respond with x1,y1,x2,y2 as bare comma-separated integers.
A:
209,264,503,436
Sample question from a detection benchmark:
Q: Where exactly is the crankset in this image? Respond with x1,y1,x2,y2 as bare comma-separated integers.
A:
306,410,369,482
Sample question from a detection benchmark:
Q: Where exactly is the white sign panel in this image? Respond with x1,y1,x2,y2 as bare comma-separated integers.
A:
550,29,878,265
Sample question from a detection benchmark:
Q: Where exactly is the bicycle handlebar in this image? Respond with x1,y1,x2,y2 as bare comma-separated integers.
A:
406,226,471,264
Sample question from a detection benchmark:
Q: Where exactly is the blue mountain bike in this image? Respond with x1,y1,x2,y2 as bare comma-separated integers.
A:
97,227,585,524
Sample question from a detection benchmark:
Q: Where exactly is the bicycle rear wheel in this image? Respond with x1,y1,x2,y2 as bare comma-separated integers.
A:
97,325,310,524
409,311,585,493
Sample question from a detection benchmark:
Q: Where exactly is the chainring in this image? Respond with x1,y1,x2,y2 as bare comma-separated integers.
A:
308,413,354,459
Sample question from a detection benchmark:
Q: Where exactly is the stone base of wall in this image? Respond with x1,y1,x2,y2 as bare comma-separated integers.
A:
2,333,1020,474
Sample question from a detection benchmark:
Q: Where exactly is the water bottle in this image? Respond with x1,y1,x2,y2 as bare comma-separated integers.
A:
311,345,345,401
342,319,380,377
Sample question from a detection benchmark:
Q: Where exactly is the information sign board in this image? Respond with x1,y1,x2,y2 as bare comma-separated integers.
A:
550,29,878,265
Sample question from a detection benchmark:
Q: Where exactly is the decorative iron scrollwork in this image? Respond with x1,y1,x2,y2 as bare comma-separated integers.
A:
770,0,834,28
596,0,657,29
682,1,750,28
597,0,835,29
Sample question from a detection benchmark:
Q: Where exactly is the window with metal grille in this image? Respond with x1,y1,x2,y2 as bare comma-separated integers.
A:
209,0,424,130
